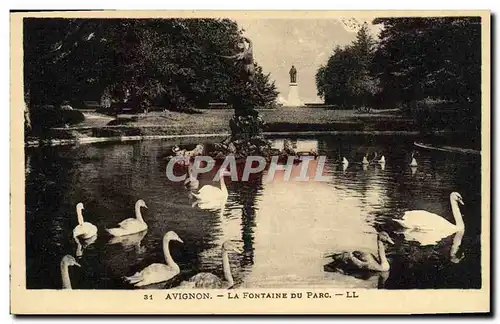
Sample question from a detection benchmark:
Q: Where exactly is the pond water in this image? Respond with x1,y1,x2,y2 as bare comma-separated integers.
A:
25,135,482,290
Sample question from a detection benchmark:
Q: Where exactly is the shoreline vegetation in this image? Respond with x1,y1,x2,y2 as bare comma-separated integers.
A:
25,108,480,154
23,18,481,153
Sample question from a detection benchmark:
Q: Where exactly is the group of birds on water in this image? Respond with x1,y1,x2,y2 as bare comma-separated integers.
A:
62,200,242,289
326,192,466,275
334,151,418,172
324,151,466,274
61,145,466,289
61,164,240,290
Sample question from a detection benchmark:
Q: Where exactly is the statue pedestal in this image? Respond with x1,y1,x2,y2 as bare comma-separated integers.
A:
287,83,302,107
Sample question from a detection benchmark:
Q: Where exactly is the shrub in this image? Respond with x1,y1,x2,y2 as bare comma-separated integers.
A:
61,109,85,125
28,104,85,136
30,105,61,128
406,98,479,135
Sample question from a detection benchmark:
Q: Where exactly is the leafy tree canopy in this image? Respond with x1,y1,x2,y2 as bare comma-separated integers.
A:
24,18,278,112
315,24,379,109
315,17,481,135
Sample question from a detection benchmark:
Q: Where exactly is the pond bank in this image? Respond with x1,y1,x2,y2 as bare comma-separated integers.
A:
28,130,467,148
25,108,477,150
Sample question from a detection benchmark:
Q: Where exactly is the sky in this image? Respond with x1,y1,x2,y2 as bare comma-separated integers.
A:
234,18,382,104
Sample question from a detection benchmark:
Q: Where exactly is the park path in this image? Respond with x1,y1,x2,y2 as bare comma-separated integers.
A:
78,111,115,128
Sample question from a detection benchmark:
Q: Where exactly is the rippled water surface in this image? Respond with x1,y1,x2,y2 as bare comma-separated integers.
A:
25,135,482,289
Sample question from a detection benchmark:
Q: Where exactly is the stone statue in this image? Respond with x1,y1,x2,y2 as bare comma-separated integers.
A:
289,65,297,83
220,37,255,84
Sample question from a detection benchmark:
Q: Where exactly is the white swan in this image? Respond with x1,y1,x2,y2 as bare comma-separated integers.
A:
124,231,183,287
73,203,97,239
192,169,231,205
394,192,465,244
362,155,370,165
106,199,148,237
60,255,80,289
378,155,386,164
410,153,418,167
177,241,243,289
341,157,349,171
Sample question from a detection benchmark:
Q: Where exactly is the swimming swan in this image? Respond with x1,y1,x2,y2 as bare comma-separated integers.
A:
410,153,418,167
394,192,465,239
326,232,395,272
177,241,243,289
106,199,148,237
191,169,231,204
378,155,386,164
60,255,80,289
340,157,349,171
124,231,183,287
73,203,97,240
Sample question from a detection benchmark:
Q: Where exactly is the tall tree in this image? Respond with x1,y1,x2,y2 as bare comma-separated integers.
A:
315,25,379,108
373,17,481,105
349,23,379,108
23,18,278,116
372,17,481,134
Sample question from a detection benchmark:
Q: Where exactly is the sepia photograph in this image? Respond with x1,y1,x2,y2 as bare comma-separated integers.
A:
10,10,490,314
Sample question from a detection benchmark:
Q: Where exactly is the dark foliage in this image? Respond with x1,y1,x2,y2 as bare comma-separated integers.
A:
315,17,482,135
23,18,278,134
29,105,85,136
316,24,379,109
373,17,481,136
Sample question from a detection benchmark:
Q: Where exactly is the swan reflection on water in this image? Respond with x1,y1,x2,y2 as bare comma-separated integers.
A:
323,263,390,289
450,230,465,264
75,234,97,258
25,137,481,290
107,230,148,254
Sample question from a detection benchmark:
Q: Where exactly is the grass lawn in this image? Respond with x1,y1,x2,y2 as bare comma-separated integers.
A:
69,107,416,137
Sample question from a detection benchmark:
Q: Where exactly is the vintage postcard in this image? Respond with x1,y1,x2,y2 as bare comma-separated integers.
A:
10,10,490,315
